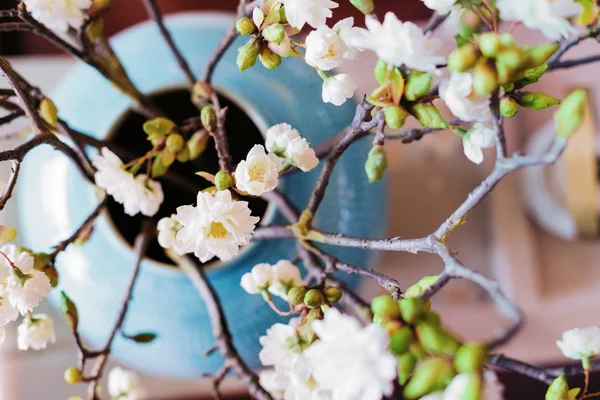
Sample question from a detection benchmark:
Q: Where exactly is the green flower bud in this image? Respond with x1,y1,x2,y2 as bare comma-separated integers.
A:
262,23,286,44
86,17,104,39
374,59,388,85
188,131,210,160
416,322,446,355
349,0,375,14
151,155,169,178
161,148,176,167
176,147,191,163
237,38,260,72
500,97,519,118
384,106,407,130
404,276,439,297
478,32,502,57
64,367,82,384
390,326,414,355
545,375,569,400
514,64,548,89
323,287,342,303
365,145,387,183
143,117,176,136
287,286,308,306
411,103,448,129
409,341,427,360
460,372,483,400
259,47,282,69
447,43,480,73
403,358,450,399
555,89,587,138
399,297,425,324
496,48,525,73
371,295,401,320
432,359,456,391
0,225,17,243
524,42,559,68
405,70,433,101
39,98,58,127
215,170,235,191
166,133,185,153
455,342,488,373
473,59,498,95
304,289,325,308
397,352,417,385
67,396,84,400
236,17,257,35
201,106,217,132
516,91,561,110
422,310,441,327
499,33,516,48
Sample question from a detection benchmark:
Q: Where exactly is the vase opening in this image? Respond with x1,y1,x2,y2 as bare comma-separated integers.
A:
105,87,269,266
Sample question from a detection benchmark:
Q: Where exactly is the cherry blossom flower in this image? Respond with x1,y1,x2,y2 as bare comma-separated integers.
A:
266,123,301,155
557,326,600,360
17,313,56,351
108,367,147,400
259,321,303,369
173,190,259,263
157,215,182,250
269,260,303,300
92,147,164,217
22,0,92,33
305,26,347,71
349,13,445,72
285,138,319,172
462,123,495,164
260,368,332,400
332,18,363,60
422,0,456,15
439,72,491,123
0,287,18,327
322,74,356,106
281,0,339,29
304,309,397,400
240,263,273,294
235,145,282,196
497,0,581,40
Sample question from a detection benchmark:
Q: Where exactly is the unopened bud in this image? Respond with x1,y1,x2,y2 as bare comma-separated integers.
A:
86,17,104,39
473,59,498,95
188,131,210,160
262,23,286,44
403,358,451,399
176,147,190,163
259,47,282,70
478,32,502,57
166,133,185,153
201,106,217,132
237,38,260,72
460,372,483,400
416,322,445,355
236,17,257,35
399,297,425,324
161,148,176,167
371,295,401,320
496,48,525,72
555,88,587,138
39,98,58,127
143,117,176,136
215,170,235,191
515,91,561,110
455,342,488,373
545,375,569,400
304,289,325,308
405,70,432,101
524,42,559,68
500,97,519,118
287,286,308,306
0,225,17,243
447,43,480,73
365,145,387,183
323,286,342,303
349,0,375,14
385,106,407,130
499,33,516,48
411,103,448,129
64,367,82,384
390,326,414,355
397,352,417,386
152,155,169,178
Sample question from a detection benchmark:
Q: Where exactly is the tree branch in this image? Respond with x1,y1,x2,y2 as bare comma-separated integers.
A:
0,160,20,210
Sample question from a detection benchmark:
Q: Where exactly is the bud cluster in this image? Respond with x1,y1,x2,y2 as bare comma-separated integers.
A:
287,285,343,309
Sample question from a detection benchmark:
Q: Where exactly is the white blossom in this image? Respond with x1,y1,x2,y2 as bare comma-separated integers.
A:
173,190,259,263
259,322,302,369
422,0,456,15
497,0,581,40
17,314,55,351
463,123,495,164
349,13,445,72
269,35,293,58
439,72,491,123
286,138,319,172
269,260,303,300
240,263,273,294
108,367,147,400
266,123,301,155
304,309,397,400
22,0,92,33
260,368,332,400
322,74,356,106
556,326,600,360
305,26,347,71
235,145,282,196
444,370,504,400
157,215,182,250
92,148,164,217
282,0,339,29
0,288,18,327
0,244,51,315
333,18,363,60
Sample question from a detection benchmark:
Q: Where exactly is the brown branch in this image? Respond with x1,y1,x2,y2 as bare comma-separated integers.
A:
0,160,20,210
547,28,600,69
491,93,507,159
549,54,600,70
210,93,233,172
423,12,449,34
488,354,555,385
178,255,274,400
140,0,196,87
0,110,25,125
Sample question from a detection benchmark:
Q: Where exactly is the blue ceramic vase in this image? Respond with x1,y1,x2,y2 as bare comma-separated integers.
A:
17,12,385,378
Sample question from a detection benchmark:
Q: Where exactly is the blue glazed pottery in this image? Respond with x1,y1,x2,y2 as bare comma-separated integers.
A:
17,12,385,378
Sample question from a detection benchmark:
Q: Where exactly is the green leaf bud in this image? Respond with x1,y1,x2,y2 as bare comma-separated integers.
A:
500,97,519,118
365,145,387,183
304,289,325,308
515,91,561,110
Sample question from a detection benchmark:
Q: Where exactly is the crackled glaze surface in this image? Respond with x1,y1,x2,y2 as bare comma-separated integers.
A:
17,13,386,378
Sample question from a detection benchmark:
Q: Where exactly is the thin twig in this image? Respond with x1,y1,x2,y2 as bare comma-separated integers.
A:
0,160,19,210
488,354,555,385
